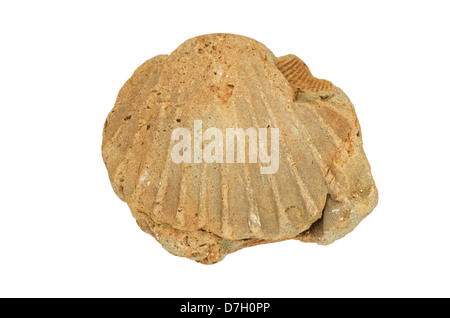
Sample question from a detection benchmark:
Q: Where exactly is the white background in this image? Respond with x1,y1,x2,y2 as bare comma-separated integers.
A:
1,0,449,298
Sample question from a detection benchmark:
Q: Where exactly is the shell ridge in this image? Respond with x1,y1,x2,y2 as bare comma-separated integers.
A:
132,107,170,199
315,98,355,136
242,165,262,235
133,103,171,213
246,73,308,233
228,92,263,237
198,162,208,229
107,55,169,177
220,165,232,237
282,106,329,175
241,78,284,234
235,91,280,236
103,121,125,157
253,73,321,226
174,162,188,228
109,119,146,199
303,102,342,146
129,57,170,203
104,114,138,178
152,106,184,221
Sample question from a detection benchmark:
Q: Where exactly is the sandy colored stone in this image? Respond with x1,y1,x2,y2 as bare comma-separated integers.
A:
101,33,378,264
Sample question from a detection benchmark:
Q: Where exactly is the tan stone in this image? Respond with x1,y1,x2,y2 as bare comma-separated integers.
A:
101,33,378,264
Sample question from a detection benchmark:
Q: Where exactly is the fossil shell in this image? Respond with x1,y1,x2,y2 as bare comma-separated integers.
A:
102,33,378,264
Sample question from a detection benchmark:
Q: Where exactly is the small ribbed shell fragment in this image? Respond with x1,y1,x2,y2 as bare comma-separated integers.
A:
278,54,335,92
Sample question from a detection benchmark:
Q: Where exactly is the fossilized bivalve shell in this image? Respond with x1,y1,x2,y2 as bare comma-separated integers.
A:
102,33,378,264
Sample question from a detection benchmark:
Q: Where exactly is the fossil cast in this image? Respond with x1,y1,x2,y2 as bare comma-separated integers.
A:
102,33,378,264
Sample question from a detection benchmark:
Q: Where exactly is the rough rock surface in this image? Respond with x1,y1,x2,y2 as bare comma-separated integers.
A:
102,33,378,264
